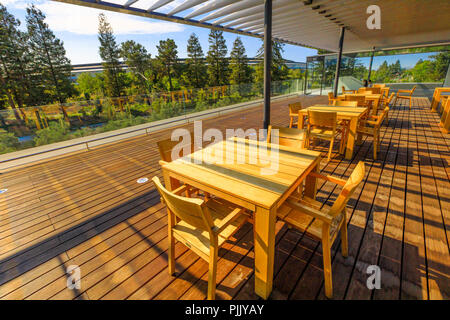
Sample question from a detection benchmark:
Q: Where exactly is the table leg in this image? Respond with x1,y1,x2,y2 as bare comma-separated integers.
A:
304,162,319,199
254,206,276,299
345,117,358,160
297,114,305,129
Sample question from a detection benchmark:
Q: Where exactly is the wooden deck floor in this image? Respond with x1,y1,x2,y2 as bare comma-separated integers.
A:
0,95,448,300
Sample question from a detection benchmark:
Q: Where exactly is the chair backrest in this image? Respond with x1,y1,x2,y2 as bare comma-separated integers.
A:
289,102,302,115
345,95,366,106
385,92,395,105
409,86,417,95
373,84,386,88
152,176,213,232
267,125,305,149
328,161,365,216
308,110,337,129
367,87,381,94
380,87,390,98
327,92,335,104
333,100,358,107
357,87,367,93
157,134,194,162
376,107,389,127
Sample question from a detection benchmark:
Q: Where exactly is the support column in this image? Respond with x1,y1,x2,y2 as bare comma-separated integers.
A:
263,0,272,130
333,27,345,97
367,47,375,81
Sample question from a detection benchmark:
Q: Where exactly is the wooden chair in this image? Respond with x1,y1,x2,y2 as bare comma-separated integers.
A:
306,110,344,161
356,107,389,160
288,102,302,128
381,93,395,120
157,135,194,163
152,176,248,300
393,86,416,109
333,100,358,107
357,87,368,93
367,87,381,94
327,92,336,105
267,125,306,149
277,161,366,298
345,95,366,107
439,98,450,133
342,86,356,94
157,136,203,197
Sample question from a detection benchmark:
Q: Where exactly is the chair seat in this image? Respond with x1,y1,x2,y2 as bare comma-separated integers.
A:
173,198,247,258
309,128,338,138
278,196,344,241
357,126,375,136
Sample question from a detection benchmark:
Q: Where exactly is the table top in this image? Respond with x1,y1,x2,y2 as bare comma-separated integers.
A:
299,105,368,118
161,137,321,209
340,93,382,99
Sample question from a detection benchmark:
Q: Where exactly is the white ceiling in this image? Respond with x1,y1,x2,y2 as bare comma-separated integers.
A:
53,0,450,52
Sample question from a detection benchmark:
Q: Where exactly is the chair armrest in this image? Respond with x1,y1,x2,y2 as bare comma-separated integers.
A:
172,185,188,195
366,120,378,126
309,172,347,186
285,199,333,224
213,207,246,234
397,89,412,94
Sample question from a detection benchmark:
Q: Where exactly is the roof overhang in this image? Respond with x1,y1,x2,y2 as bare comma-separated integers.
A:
52,0,450,53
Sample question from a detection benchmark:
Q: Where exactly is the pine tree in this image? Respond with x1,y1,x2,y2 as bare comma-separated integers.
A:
0,4,37,118
229,37,252,86
120,40,152,94
26,5,74,105
255,41,288,83
185,33,206,88
156,39,178,91
98,13,125,97
206,30,229,86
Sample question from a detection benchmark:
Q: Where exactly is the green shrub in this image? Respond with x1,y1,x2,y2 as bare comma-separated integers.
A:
0,133,20,154
34,121,70,146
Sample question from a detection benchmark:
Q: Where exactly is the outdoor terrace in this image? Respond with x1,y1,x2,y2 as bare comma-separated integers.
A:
0,95,448,300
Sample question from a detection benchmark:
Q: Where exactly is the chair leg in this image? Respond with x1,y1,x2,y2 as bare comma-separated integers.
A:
327,137,334,161
322,233,333,299
373,132,378,160
289,116,293,128
168,212,175,276
409,98,412,110
207,244,218,300
341,212,348,258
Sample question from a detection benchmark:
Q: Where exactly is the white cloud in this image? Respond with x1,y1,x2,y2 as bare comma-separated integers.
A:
6,0,185,35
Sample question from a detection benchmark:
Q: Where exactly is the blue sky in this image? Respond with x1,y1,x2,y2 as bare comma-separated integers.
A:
3,0,318,65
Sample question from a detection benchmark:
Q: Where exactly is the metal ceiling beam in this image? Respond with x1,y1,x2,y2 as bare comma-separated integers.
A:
51,0,307,47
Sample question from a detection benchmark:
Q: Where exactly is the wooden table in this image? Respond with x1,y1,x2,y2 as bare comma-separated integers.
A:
161,137,322,299
298,105,368,160
340,93,382,113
